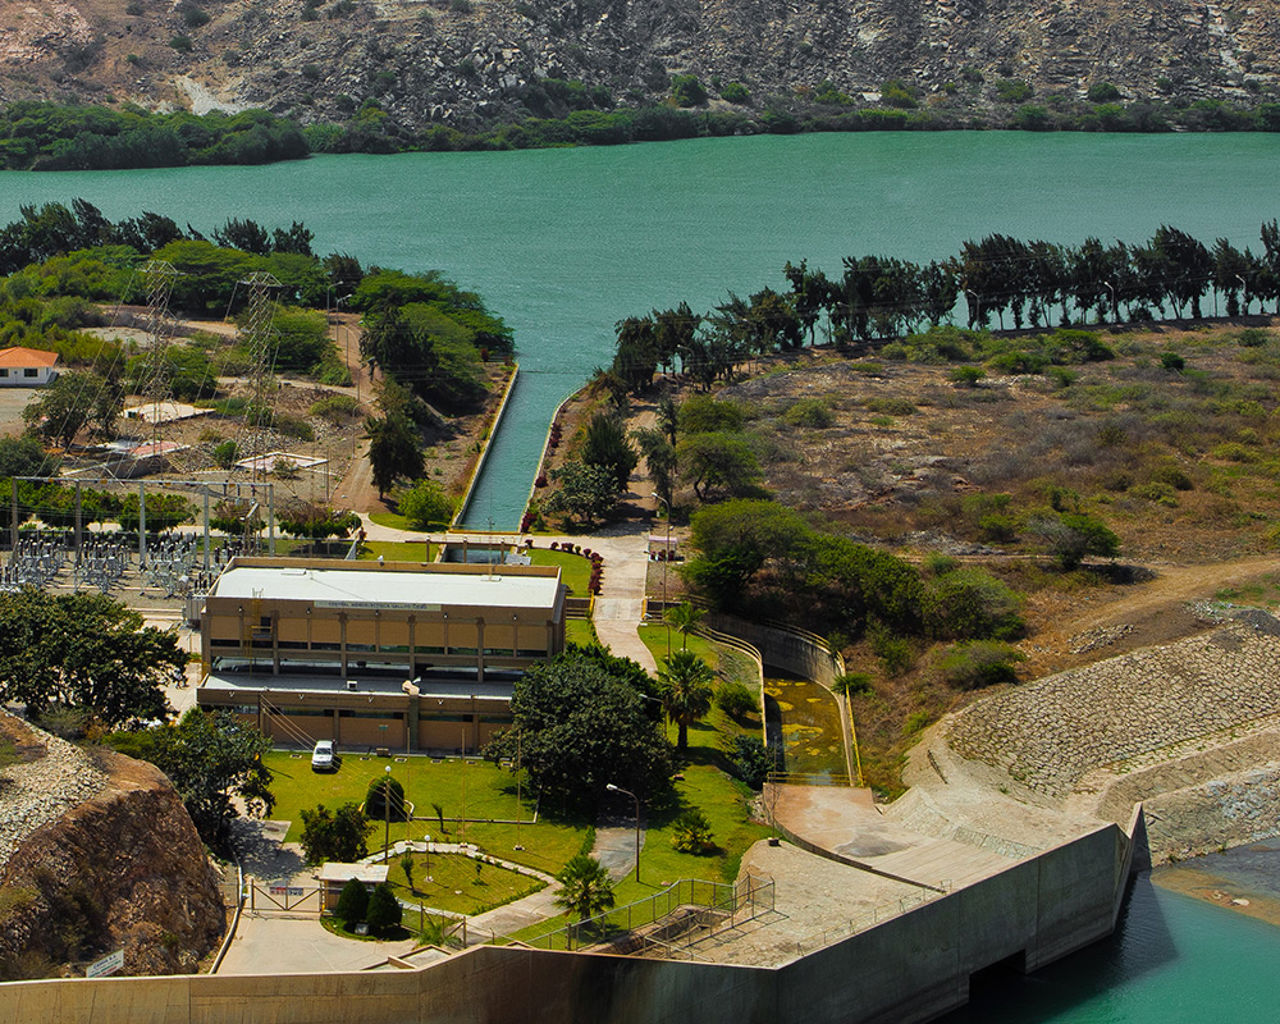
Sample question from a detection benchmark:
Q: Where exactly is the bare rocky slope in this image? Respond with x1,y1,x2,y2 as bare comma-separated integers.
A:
0,712,225,979
0,0,1276,131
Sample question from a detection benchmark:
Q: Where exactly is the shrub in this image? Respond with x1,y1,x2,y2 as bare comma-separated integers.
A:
923,553,958,576
921,568,1025,640
949,366,985,388
715,681,757,720
728,734,775,789
865,397,916,416
334,878,368,924
935,641,1025,689
1029,511,1120,570
869,624,914,677
1087,81,1122,102
273,414,315,441
309,394,361,422
670,809,715,853
720,81,750,103
1150,463,1194,491
782,397,834,428
1161,352,1185,372
397,479,455,529
365,882,402,935
169,34,193,51
670,74,708,107
364,776,407,821
994,79,1033,103
833,672,873,697
1130,482,1179,507
178,3,210,27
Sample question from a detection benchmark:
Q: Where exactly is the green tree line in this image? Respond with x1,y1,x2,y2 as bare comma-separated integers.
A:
604,222,1280,395
0,103,306,171
5,88,1280,173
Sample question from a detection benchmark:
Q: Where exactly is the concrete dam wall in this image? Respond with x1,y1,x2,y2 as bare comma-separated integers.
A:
1,811,1144,1024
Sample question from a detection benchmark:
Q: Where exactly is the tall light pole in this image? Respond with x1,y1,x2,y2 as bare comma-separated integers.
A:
383,764,392,855
606,783,640,883
651,492,671,659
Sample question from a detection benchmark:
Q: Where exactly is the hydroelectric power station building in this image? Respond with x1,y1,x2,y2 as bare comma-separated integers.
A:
195,557,566,752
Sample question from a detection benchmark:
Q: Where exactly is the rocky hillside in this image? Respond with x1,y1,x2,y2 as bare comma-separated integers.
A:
0,0,1276,131
0,712,224,979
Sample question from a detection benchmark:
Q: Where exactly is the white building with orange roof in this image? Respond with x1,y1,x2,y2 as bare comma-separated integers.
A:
0,346,58,386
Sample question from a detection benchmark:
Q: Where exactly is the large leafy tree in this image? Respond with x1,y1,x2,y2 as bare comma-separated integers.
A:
365,413,423,498
131,709,275,846
554,854,616,923
23,371,122,450
484,649,673,814
544,460,619,528
0,436,60,478
581,412,638,492
299,803,373,865
0,588,181,727
676,432,762,500
657,649,715,753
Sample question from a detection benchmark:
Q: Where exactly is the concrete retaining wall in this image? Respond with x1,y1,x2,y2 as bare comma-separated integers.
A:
1,815,1141,1024
702,611,843,686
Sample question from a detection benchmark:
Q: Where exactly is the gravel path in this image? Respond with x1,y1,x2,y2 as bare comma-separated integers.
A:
0,714,110,873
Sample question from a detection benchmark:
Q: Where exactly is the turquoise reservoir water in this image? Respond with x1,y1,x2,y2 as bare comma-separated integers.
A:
2,136,1279,1014
2,132,1278,527
941,877,1280,1023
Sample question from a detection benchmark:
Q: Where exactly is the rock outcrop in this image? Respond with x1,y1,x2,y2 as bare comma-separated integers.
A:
0,713,225,979
0,0,1276,131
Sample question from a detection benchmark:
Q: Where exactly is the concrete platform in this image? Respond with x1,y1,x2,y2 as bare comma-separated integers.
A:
769,783,1022,892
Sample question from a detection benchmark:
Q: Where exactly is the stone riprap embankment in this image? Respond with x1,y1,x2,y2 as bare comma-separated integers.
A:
0,713,109,872
947,623,1280,801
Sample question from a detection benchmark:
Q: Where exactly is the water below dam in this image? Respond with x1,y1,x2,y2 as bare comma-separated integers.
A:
3,129,1280,1017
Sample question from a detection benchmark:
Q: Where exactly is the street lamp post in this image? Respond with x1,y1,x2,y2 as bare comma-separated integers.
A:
383,764,392,855
651,492,671,659
606,783,641,883
1103,280,1116,323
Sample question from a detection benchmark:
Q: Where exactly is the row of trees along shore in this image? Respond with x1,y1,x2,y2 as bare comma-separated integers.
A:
604,223,1280,395
4,89,1280,169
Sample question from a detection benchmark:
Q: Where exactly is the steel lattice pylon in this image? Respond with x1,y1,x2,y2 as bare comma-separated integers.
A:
239,271,283,479
138,259,180,452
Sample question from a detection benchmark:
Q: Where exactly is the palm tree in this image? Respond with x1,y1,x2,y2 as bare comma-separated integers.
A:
658,649,715,753
554,854,615,924
662,601,704,651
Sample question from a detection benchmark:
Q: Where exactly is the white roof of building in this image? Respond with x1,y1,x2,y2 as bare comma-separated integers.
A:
318,863,388,884
210,565,561,612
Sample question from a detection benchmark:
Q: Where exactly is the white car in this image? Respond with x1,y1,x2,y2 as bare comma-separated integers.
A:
311,740,336,772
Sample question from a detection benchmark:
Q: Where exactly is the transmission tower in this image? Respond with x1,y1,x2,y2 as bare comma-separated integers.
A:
137,259,180,456
239,271,282,481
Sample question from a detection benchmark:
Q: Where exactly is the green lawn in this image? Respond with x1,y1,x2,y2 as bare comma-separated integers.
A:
525,547,592,595
386,852,546,916
502,639,771,944
564,618,599,647
264,750,590,876
637,625,761,694
368,511,411,531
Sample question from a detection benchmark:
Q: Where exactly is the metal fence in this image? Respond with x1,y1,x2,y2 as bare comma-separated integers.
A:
522,875,774,956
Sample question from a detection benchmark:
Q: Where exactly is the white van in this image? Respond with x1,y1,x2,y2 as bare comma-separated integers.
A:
311,740,336,772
